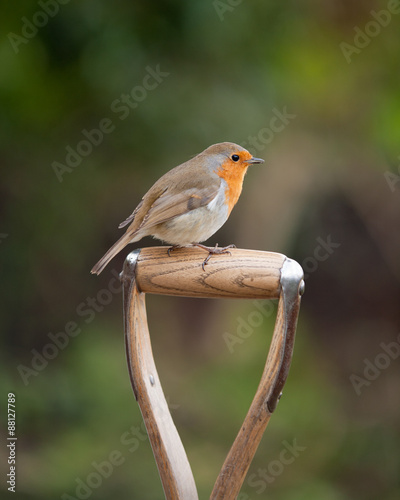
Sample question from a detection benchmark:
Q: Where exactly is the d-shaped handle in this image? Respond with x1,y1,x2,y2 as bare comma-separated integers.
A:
121,247,304,500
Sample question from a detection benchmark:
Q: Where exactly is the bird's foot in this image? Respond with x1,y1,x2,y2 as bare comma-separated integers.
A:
192,243,236,271
167,244,184,257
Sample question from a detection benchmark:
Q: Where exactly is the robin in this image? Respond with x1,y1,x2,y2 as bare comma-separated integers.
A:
91,142,264,274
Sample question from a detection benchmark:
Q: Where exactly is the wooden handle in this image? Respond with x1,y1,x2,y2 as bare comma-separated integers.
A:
210,258,303,498
131,247,285,299
121,248,304,500
123,280,198,499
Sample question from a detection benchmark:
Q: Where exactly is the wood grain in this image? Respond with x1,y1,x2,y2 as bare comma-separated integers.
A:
134,246,285,299
123,271,199,500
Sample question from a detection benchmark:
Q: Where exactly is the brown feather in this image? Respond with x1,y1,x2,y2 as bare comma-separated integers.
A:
120,156,221,236
137,186,219,231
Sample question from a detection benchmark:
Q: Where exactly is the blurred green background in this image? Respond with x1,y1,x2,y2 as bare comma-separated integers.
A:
1,1,400,499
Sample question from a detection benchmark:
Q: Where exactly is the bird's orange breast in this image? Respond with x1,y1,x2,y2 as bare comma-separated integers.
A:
217,161,248,214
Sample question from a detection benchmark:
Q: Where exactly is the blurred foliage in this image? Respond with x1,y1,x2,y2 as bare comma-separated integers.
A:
1,0,400,498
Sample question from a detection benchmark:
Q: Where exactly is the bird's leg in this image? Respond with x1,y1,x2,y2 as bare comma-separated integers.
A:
191,242,236,271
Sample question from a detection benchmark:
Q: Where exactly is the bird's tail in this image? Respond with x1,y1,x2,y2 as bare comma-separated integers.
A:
91,232,133,275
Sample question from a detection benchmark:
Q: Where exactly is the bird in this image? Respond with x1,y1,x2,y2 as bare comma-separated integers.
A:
91,142,264,274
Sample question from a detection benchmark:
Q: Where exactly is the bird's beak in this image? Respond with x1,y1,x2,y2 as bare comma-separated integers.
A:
245,156,264,165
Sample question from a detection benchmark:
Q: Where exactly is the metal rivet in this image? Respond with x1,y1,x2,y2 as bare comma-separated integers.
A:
299,280,305,296
149,375,155,386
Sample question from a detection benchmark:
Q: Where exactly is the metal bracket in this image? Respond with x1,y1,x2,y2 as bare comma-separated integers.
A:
267,257,304,412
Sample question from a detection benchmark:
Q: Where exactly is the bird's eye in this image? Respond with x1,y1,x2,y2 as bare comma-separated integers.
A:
231,154,240,162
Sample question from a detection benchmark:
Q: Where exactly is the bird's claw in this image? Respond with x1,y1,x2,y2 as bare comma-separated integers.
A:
168,245,182,257
196,243,236,271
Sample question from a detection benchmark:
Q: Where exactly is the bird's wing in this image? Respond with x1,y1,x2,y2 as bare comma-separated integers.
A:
118,161,222,233
138,182,221,231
